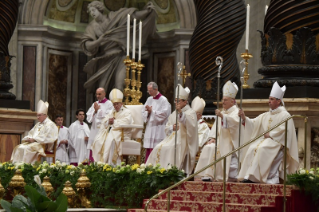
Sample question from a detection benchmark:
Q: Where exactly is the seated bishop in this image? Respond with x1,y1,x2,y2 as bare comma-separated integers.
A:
238,82,299,184
55,114,70,164
195,81,242,182
11,100,58,164
191,96,210,148
92,89,133,165
147,84,198,176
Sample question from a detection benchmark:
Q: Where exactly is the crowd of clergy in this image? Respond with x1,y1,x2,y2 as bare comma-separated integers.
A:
10,80,299,184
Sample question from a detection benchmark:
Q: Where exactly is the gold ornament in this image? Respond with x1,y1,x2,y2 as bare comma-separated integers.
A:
0,178,5,209
41,176,54,197
62,181,76,208
75,170,91,208
8,169,26,197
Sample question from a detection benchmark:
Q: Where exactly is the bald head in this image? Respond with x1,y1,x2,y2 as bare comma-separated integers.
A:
96,87,106,101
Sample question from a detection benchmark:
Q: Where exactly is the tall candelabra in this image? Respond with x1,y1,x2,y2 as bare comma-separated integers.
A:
240,49,253,89
123,57,145,105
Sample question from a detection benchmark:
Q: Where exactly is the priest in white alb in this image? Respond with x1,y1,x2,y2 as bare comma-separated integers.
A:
238,82,299,184
195,81,242,182
86,87,113,161
142,82,171,162
191,96,210,148
92,89,133,165
55,114,70,164
11,100,58,164
146,84,198,176
68,109,90,165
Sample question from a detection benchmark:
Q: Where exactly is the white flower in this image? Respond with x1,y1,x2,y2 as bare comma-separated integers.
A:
310,170,315,175
147,163,153,167
70,165,76,169
62,162,67,166
309,176,314,180
14,162,23,170
167,164,172,170
155,164,161,168
42,169,47,173
181,169,185,173
136,168,142,173
299,169,306,174
140,163,146,169
33,175,42,186
0,164,3,168
97,161,104,166
56,160,61,165
70,171,75,176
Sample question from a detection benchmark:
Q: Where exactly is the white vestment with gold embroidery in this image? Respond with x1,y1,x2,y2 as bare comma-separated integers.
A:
198,119,210,148
92,106,133,165
195,105,243,181
55,126,70,164
11,118,58,164
146,105,198,175
238,106,299,183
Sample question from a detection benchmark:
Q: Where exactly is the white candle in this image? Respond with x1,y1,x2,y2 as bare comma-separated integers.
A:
245,4,250,50
138,21,142,61
127,14,130,56
132,18,136,59
265,5,268,15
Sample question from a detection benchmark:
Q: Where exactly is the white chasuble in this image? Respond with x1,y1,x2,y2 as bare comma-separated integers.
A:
195,105,242,181
68,121,90,164
86,99,113,150
55,126,70,164
92,106,133,165
238,106,299,183
198,119,210,148
11,118,58,164
142,95,171,148
146,105,198,175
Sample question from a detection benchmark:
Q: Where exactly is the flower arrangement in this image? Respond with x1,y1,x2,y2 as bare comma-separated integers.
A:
287,168,319,202
0,161,185,209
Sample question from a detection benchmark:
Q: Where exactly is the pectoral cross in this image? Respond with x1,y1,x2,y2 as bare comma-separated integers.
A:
178,65,191,87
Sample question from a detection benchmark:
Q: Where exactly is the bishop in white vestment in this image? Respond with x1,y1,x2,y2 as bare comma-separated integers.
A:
142,82,171,161
238,82,299,184
147,85,198,175
11,100,58,164
92,89,133,165
191,96,210,148
69,109,90,165
55,115,70,164
195,81,242,181
86,87,113,161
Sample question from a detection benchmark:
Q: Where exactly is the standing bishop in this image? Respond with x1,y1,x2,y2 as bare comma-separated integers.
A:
191,96,210,148
147,84,198,175
92,89,133,165
86,87,113,161
238,82,299,184
11,100,58,164
55,115,70,164
195,81,242,182
142,82,171,162
68,109,90,165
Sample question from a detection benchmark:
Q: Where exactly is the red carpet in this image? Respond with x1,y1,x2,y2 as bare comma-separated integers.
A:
127,181,314,212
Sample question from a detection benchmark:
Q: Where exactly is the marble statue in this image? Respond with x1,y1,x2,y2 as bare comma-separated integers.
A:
81,1,157,93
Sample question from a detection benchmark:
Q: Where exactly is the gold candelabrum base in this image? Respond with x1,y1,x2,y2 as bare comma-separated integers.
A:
75,170,91,208
8,169,26,197
62,181,76,208
123,56,145,105
240,49,253,89
0,178,5,209
41,176,54,197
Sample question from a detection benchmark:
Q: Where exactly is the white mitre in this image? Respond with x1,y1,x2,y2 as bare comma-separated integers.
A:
270,81,286,105
109,88,124,103
191,96,206,114
175,84,190,100
223,81,238,98
37,100,49,114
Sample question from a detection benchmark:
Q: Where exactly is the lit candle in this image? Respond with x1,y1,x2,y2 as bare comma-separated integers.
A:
127,14,130,56
132,18,136,59
138,21,142,61
245,4,250,50
265,5,268,15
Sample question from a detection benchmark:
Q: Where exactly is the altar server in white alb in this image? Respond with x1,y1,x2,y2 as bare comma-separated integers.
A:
147,84,198,175
68,109,90,165
92,89,133,165
195,81,242,182
86,87,113,161
55,115,70,164
238,81,299,184
142,82,171,162
11,100,58,164
191,96,210,148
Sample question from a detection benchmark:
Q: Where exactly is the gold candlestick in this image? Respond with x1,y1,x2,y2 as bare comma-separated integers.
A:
123,55,132,105
41,176,54,197
240,49,253,89
8,169,26,197
133,60,144,105
130,59,138,104
62,181,76,208
75,170,91,208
